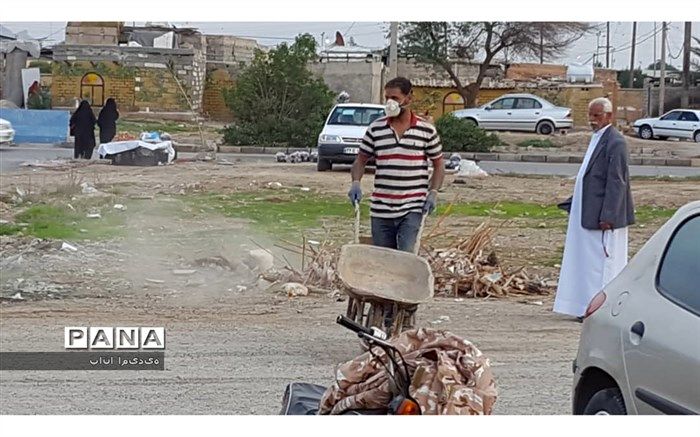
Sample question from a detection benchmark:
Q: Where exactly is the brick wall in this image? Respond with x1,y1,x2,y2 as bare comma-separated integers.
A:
52,45,205,113
51,60,191,112
202,67,235,121
412,86,514,119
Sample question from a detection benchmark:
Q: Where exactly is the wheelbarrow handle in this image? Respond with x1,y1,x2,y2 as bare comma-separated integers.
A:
354,201,361,244
413,212,428,255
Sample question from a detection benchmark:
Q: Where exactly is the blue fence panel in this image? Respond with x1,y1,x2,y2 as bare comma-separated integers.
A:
0,109,70,144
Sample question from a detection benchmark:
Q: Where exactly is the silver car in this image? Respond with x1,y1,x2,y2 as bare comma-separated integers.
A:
633,109,700,142
452,93,573,135
573,200,700,415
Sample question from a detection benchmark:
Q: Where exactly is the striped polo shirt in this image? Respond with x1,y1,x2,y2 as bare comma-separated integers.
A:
359,112,443,219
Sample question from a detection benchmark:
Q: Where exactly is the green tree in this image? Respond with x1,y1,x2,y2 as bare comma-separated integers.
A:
435,114,503,153
223,34,334,148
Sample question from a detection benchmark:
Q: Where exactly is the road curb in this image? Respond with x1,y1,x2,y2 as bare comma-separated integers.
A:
170,144,700,167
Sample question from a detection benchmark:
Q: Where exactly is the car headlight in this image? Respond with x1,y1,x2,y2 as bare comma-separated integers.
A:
319,134,342,143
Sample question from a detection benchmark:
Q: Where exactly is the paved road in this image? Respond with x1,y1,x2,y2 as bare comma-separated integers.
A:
2,145,699,177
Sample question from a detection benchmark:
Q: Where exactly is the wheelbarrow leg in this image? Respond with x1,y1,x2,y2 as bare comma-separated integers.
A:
346,296,356,320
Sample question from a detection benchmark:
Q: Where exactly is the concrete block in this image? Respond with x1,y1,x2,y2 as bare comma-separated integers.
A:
642,158,667,166
497,153,521,162
569,156,584,163
218,145,242,153
629,157,643,165
242,146,265,154
174,144,199,153
265,147,288,155
545,155,570,163
473,153,498,161
691,158,700,168
522,154,547,163
665,158,692,167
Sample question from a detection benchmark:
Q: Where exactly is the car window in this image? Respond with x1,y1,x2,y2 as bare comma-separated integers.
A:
491,98,515,110
514,98,542,109
657,214,700,316
327,107,385,126
660,111,682,121
680,112,699,122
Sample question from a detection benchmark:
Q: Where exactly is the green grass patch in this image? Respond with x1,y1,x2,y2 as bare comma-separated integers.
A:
516,139,555,148
1,204,125,240
184,191,677,238
187,192,370,235
635,205,676,222
439,201,566,219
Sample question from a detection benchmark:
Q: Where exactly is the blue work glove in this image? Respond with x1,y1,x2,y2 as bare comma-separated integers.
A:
348,181,362,205
423,190,438,215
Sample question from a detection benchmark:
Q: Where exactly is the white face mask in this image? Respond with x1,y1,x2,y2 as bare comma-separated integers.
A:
384,99,406,117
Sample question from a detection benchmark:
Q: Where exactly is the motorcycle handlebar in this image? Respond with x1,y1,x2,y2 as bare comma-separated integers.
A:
336,315,374,336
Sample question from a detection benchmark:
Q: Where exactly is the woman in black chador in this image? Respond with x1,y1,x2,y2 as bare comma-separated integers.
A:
97,98,119,144
70,100,97,159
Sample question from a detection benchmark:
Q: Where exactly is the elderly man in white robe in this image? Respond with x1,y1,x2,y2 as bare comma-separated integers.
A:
554,97,636,321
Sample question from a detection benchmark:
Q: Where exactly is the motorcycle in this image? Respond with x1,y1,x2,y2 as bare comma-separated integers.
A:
280,314,422,415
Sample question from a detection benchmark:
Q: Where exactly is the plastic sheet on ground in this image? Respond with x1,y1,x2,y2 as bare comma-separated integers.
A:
456,159,488,177
97,140,176,163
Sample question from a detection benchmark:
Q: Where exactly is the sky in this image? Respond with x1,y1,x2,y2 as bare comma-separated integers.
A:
2,21,698,70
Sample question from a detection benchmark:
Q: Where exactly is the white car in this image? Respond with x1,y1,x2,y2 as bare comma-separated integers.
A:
452,93,573,135
0,118,15,145
316,103,385,171
633,109,700,142
573,200,700,415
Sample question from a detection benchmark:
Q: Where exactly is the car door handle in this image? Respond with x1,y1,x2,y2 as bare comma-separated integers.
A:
535,112,541,115
507,112,512,115
631,321,645,337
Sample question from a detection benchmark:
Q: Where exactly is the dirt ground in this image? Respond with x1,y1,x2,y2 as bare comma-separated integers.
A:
1,159,698,415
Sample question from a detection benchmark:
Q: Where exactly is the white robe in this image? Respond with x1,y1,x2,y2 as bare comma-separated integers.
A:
553,125,628,317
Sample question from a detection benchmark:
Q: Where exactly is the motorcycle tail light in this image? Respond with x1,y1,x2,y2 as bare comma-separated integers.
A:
396,399,421,415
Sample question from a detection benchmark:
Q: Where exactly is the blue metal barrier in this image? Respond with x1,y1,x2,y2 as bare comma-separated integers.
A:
0,109,70,144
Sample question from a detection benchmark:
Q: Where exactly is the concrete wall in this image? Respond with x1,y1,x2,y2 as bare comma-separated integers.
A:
644,85,700,117
309,60,385,104
206,35,262,65
398,59,503,88
65,22,121,46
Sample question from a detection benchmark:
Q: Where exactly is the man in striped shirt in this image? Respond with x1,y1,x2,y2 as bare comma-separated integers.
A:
348,77,445,252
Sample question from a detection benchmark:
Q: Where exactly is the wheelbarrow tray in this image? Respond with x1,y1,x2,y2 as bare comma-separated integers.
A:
337,244,434,305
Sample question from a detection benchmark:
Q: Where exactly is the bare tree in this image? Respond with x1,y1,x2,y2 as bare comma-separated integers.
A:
399,22,590,107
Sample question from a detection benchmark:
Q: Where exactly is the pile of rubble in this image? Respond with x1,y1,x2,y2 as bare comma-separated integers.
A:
261,239,343,298
260,221,552,300
275,151,318,163
426,222,552,298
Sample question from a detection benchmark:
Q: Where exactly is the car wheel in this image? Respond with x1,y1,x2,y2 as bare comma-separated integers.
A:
639,125,653,140
536,120,555,135
583,388,627,415
317,158,332,172
464,118,478,127
694,131,700,143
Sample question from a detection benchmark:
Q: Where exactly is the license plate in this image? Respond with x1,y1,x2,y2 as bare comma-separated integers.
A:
344,147,359,154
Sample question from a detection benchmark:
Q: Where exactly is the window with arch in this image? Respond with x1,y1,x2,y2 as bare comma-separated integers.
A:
80,72,105,107
442,92,465,114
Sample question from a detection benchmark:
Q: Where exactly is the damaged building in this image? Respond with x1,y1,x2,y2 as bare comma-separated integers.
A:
50,22,264,118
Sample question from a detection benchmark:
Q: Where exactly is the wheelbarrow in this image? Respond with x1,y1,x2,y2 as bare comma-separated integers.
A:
338,203,433,338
